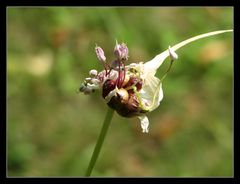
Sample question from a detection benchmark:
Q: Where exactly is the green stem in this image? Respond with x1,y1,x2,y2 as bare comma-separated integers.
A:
85,108,115,176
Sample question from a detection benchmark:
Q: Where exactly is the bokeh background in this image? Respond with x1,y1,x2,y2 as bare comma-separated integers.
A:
7,7,233,177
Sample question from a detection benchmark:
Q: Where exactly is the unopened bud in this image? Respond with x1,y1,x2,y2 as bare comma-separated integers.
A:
114,41,129,61
95,45,106,62
168,46,178,61
89,69,98,77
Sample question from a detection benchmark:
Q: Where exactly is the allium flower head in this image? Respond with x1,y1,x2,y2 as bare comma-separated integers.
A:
79,30,232,133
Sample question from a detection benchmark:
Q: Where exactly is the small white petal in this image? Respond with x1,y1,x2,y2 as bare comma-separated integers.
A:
91,78,100,85
81,85,94,95
87,83,99,90
85,77,92,82
138,115,149,133
89,69,98,76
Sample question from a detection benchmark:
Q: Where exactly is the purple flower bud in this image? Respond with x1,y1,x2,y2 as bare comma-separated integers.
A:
114,42,129,61
95,46,106,62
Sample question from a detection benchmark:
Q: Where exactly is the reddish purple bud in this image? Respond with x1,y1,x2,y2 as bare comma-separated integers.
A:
102,79,116,98
102,74,146,117
95,46,106,62
114,42,129,61
107,91,148,117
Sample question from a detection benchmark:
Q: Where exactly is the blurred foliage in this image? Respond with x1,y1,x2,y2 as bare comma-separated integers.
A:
7,7,233,177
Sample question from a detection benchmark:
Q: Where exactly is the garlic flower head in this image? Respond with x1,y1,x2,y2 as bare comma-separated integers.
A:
79,30,232,133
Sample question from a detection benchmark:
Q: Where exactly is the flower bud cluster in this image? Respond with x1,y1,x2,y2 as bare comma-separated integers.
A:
79,69,100,95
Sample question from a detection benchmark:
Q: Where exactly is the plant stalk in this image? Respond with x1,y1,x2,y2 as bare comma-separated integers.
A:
85,108,114,176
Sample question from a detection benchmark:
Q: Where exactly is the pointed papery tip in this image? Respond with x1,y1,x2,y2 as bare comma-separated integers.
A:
168,46,178,61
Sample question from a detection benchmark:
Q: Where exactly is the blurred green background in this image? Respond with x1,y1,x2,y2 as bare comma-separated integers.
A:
7,7,233,177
